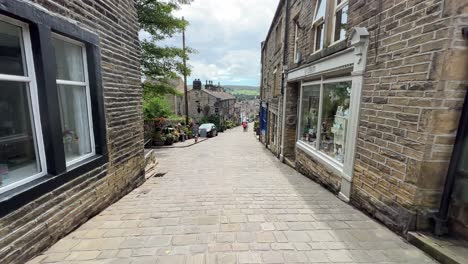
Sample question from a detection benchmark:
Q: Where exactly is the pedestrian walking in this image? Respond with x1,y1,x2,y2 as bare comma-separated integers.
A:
191,121,199,143
242,121,248,132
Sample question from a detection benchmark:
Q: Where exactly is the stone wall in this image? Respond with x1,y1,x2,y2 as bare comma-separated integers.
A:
283,83,299,160
264,0,468,235
260,0,286,147
349,0,468,233
296,148,342,193
0,0,145,263
187,90,218,121
445,2,468,240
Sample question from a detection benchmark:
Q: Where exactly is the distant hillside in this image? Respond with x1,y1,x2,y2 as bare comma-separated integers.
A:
188,84,259,93
223,85,259,92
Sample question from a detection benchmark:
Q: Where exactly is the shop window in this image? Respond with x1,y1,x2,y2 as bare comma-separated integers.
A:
299,85,320,148
319,82,351,163
0,17,46,192
52,35,95,166
298,78,352,165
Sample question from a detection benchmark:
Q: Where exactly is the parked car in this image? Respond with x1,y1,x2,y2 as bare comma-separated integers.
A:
199,123,218,137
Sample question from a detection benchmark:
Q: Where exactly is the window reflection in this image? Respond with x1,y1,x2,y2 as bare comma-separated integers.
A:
0,20,26,76
334,4,348,42
0,81,40,188
319,82,351,163
300,85,320,148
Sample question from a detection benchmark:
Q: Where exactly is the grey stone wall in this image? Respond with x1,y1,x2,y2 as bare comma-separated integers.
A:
264,0,468,235
349,0,468,233
260,1,286,148
0,0,145,263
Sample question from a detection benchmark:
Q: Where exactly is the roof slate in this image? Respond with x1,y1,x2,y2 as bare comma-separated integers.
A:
202,89,236,101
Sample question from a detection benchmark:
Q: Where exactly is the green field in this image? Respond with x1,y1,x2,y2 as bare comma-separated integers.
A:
229,89,259,96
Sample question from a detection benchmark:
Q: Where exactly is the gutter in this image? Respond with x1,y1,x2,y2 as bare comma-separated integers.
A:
279,0,290,161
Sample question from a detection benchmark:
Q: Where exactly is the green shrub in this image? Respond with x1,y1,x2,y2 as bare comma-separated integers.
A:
226,120,236,129
143,96,173,120
200,115,221,128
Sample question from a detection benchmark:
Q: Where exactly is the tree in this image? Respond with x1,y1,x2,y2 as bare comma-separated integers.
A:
136,0,193,118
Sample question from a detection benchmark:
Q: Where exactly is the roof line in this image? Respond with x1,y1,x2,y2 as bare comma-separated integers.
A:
263,0,285,51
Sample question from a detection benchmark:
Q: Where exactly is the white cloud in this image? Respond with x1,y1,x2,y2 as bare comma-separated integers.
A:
169,0,279,86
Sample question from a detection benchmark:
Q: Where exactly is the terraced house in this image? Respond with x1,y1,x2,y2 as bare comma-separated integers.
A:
260,0,468,242
0,0,144,262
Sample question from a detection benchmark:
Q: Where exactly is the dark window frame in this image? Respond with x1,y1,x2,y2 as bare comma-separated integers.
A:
0,0,108,217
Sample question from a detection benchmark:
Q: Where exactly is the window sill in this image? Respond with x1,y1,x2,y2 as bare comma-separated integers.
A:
307,40,347,64
296,141,344,179
0,154,108,218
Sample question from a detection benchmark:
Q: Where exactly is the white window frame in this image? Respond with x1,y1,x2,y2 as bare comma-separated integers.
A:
52,33,96,167
293,20,300,62
296,75,354,179
331,0,349,45
0,15,47,193
312,0,326,53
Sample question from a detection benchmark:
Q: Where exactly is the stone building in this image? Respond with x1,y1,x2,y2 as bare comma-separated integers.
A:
260,0,468,241
187,80,237,125
0,0,144,263
259,1,287,156
164,78,185,116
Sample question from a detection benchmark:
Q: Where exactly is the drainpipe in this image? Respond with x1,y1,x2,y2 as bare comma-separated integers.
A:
279,0,290,162
434,88,468,235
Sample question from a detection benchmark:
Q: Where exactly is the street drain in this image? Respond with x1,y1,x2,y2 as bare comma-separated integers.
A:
154,171,167,177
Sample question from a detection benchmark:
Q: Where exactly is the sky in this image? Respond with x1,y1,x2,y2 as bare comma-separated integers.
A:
140,0,279,87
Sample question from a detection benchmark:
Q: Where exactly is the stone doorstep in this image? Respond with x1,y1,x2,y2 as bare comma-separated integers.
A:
408,231,468,264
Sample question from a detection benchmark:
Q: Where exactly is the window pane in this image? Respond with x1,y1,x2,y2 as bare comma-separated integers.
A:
52,38,85,82
0,20,26,76
319,81,351,163
0,81,41,189
315,0,326,19
334,5,348,42
300,85,320,148
315,24,324,51
58,84,92,163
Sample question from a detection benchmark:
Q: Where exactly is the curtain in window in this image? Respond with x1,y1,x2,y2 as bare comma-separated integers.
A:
58,84,91,161
53,37,92,163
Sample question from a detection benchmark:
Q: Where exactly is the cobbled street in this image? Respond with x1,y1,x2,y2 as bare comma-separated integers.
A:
29,126,436,264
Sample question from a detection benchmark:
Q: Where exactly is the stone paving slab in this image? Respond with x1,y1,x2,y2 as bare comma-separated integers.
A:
28,126,437,263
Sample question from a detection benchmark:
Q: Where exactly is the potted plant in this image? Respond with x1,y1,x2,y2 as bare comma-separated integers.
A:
164,134,174,145
254,121,260,135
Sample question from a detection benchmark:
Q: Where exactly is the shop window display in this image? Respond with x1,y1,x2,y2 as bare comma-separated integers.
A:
319,82,351,163
299,81,351,164
300,85,320,148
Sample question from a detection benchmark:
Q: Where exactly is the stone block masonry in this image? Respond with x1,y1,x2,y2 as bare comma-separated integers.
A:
262,0,468,238
0,0,145,263
349,0,468,233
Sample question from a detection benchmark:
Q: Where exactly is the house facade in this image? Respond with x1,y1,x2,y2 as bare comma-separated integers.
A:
0,0,144,263
187,80,237,125
164,78,185,116
259,1,287,156
260,0,468,239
